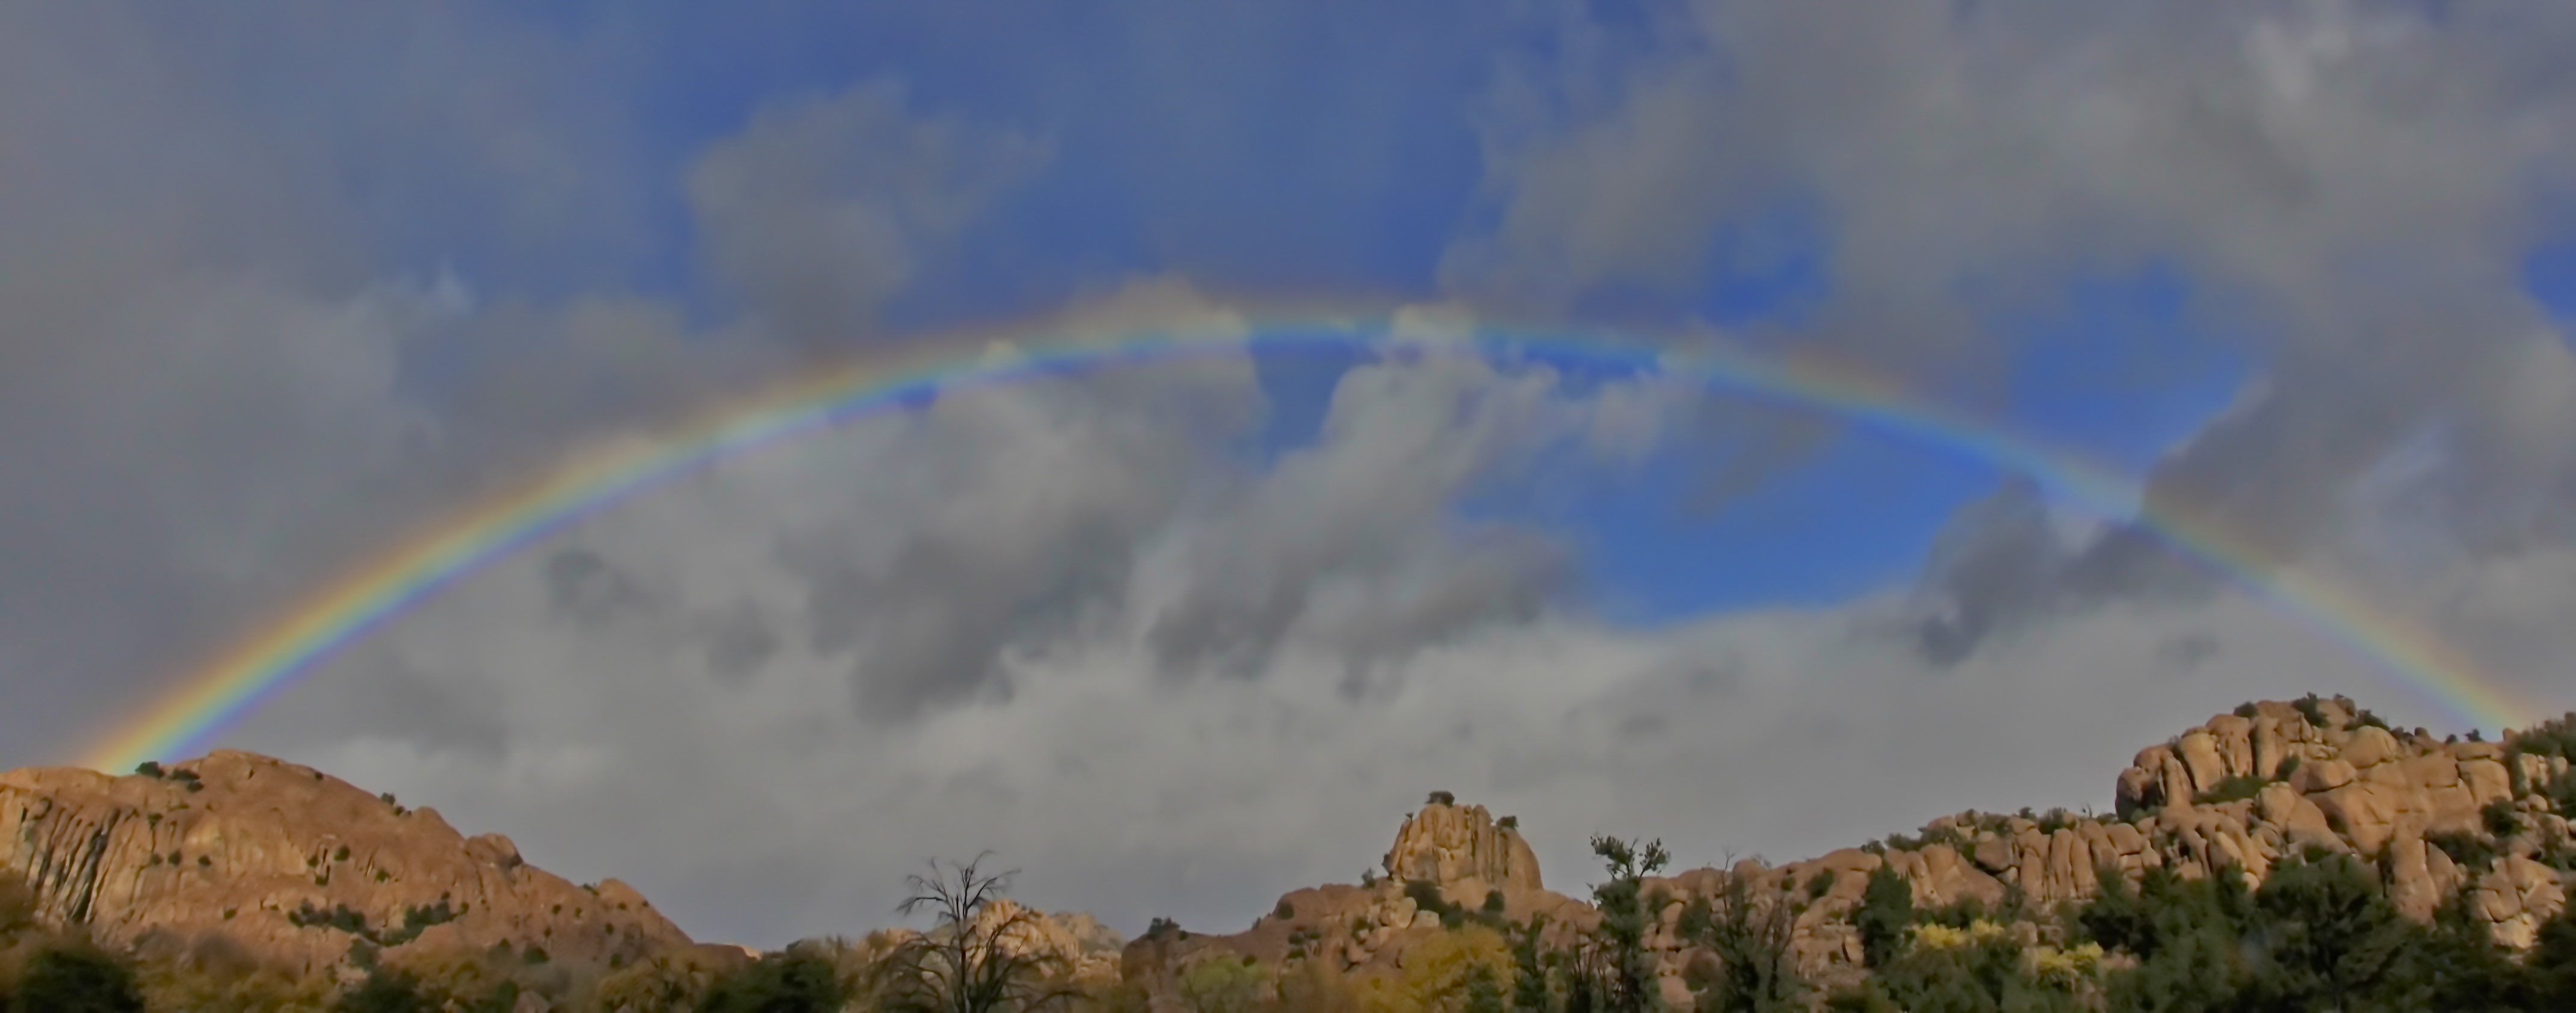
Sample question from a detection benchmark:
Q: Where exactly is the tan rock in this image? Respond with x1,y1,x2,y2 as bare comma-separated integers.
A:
0,751,692,976
2176,733,2227,796
1971,835,2015,875
2252,717,2288,778
2462,760,2513,807
2291,759,2357,794
2344,725,2405,769
2314,782,2403,854
2116,767,2158,814
2255,783,2342,852
2207,715,2257,777
2385,825,2442,921
2398,754,2460,790
1382,800,1542,893
2104,823,2149,867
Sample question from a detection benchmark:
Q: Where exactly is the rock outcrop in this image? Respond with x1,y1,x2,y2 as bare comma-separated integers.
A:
1381,798,1544,898
1,750,697,976
1128,698,2576,999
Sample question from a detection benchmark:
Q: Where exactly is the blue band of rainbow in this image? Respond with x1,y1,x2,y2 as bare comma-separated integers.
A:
75,318,2537,771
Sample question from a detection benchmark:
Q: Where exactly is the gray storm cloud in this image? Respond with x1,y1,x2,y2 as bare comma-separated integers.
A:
1447,0,2576,657
7,0,2576,956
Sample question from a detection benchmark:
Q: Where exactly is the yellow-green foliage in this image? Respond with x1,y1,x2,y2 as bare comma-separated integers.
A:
1395,925,1513,1013
1275,957,1364,1013
135,962,334,1013
2022,942,2104,988
1907,920,2007,950
1179,955,1270,1013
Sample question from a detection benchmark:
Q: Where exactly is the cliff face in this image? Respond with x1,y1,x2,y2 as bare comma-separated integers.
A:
1381,800,1544,896
0,750,696,975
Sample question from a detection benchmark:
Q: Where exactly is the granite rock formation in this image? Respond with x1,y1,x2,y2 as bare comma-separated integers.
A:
1126,698,2576,1000
1,750,699,976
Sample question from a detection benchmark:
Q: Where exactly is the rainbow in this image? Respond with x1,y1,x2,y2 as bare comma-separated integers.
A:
75,314,2539,772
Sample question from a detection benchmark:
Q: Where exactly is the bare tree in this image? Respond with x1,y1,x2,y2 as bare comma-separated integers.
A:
873,853,1088,1013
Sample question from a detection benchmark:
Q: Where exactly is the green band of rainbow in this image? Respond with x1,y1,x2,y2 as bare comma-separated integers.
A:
75,319,2539,772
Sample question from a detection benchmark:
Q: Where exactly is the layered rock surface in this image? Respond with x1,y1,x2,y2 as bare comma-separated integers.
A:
1,750,699,975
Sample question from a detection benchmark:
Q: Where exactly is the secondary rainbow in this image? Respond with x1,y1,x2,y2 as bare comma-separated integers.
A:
76,316,2539,772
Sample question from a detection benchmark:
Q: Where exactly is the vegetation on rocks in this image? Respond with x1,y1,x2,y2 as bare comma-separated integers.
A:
11,698,2576,1011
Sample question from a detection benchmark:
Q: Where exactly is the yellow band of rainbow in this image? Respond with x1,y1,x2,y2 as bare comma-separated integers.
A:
74,318,2540,771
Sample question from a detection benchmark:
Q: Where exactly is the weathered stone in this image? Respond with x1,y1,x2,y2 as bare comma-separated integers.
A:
2252,717,2288,778
1971,835,2015,874
2176,733,2227,796
2462,759,2513,807
0,752,694,976
2344,725,2404,769
1382,801,1542,893
2314,782,2405,854
2291,759,2358,794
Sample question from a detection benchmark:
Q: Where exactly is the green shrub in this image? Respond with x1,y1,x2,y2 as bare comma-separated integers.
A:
333,968,430,1013
1273,899,1295,921
2293,694,2329,729
16,946,144,1013
1483,890,1507,915
133,762,164,779
289,902,369,936
699,952,843,1013
1806,869,1837,899
1427,790,1457,806
2427,831,2503,873
1855,867,1913,970
2484,799,2522,837
2235,702,2260,719
2193,774,2273,805
1497,815,1519,831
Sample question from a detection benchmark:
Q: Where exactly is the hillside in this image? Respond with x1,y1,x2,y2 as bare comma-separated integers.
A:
2,695,2573,1010
1124,694,2576,1008
0,750,721,979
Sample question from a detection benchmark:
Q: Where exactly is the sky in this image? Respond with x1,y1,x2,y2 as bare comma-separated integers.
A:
5,0,2576,950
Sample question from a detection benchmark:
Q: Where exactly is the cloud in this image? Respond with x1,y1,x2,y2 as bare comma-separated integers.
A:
240,461,2560,949
1447,0,2576,586
0,6,1061,768
688,79,1052,351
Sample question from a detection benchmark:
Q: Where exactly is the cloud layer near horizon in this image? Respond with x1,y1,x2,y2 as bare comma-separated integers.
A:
5,0,2576,952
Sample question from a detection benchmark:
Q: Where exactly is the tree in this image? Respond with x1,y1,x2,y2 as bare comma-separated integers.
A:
873,852,1085,1013
1509,917,1555,1013
1403,926,1515,1013
1682,870,1804,1013
1582,836,1669,1013
1852,867,1911,971
1464,964,1506,1013
2235,854,2411,1009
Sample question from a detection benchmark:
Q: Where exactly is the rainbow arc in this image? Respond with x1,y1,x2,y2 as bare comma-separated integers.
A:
75,315,2538,772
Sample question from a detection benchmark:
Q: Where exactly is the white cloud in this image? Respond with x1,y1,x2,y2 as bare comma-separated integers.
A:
224,333,2575,953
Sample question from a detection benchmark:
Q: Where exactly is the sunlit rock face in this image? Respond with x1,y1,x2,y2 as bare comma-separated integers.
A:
1125,697,2576,1004
0,750,699,975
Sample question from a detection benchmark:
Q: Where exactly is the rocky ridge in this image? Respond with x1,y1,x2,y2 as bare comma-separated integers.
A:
0,750,706,976
1127,697,2576,1005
